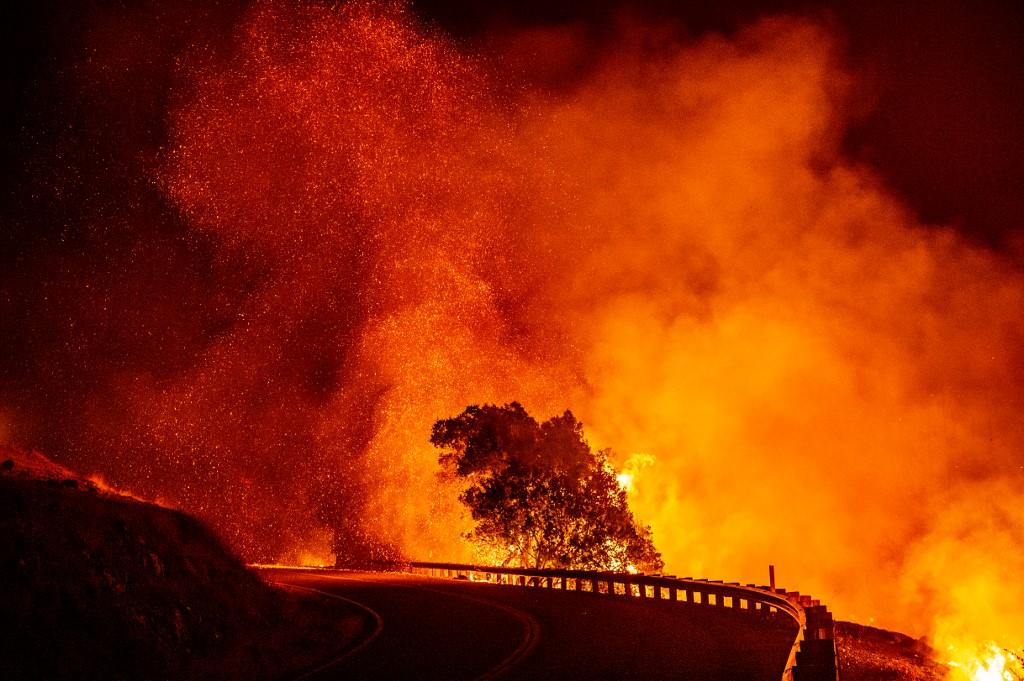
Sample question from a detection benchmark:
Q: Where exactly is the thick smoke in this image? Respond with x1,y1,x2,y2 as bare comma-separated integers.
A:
497,15,1024,644
5,0,1023,647
156,2,575,564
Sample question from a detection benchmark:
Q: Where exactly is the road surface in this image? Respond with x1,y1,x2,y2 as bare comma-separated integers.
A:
265,568,797,681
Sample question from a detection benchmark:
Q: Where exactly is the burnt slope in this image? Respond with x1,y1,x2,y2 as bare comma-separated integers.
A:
0,462,362,680
835,621,946,681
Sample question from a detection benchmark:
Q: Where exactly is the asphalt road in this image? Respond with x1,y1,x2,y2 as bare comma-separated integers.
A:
265,568,797,681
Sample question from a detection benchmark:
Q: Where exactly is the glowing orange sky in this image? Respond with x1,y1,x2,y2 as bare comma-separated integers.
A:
3,0,1022,649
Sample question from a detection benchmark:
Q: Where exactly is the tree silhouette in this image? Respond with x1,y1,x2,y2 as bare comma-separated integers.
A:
432,402,662,572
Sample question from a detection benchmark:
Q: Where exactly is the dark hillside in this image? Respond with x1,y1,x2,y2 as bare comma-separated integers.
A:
0,450,363,680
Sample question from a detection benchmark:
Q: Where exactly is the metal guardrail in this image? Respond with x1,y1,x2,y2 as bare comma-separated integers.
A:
398,561,839,681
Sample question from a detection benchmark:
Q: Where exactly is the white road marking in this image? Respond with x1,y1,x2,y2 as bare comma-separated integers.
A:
315,571,541,681
272,580,385,680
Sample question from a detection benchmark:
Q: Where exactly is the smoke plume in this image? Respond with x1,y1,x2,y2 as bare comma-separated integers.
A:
4,0,1023,646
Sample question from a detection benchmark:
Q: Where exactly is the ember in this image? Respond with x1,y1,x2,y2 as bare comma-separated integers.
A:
2,0,1022,663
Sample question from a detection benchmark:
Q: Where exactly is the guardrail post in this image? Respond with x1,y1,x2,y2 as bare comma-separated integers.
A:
793,640,837,680
401,560,838,681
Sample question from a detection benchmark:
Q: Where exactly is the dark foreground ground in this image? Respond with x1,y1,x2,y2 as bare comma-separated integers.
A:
266,568,799,681
0,458,364,681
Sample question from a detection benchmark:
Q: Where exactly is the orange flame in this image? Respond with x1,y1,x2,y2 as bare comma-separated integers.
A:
42,0,1019,648
947,643,1024,681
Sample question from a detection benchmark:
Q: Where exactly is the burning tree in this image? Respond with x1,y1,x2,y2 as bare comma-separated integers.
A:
432,402,663,572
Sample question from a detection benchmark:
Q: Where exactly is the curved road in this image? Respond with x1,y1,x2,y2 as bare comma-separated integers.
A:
265,568,797,681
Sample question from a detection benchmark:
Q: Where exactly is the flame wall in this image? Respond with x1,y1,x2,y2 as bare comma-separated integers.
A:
3,0,1023,645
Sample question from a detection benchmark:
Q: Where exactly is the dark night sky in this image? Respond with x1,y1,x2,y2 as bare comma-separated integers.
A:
2,0,1023,254
439,0,1024,248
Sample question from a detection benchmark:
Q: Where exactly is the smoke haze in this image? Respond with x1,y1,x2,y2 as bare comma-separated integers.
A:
2,0,1023,647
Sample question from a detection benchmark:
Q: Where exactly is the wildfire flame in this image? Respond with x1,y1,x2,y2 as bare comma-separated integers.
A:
615,453,654,494
5,0,1022,653
947,643,1024,681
